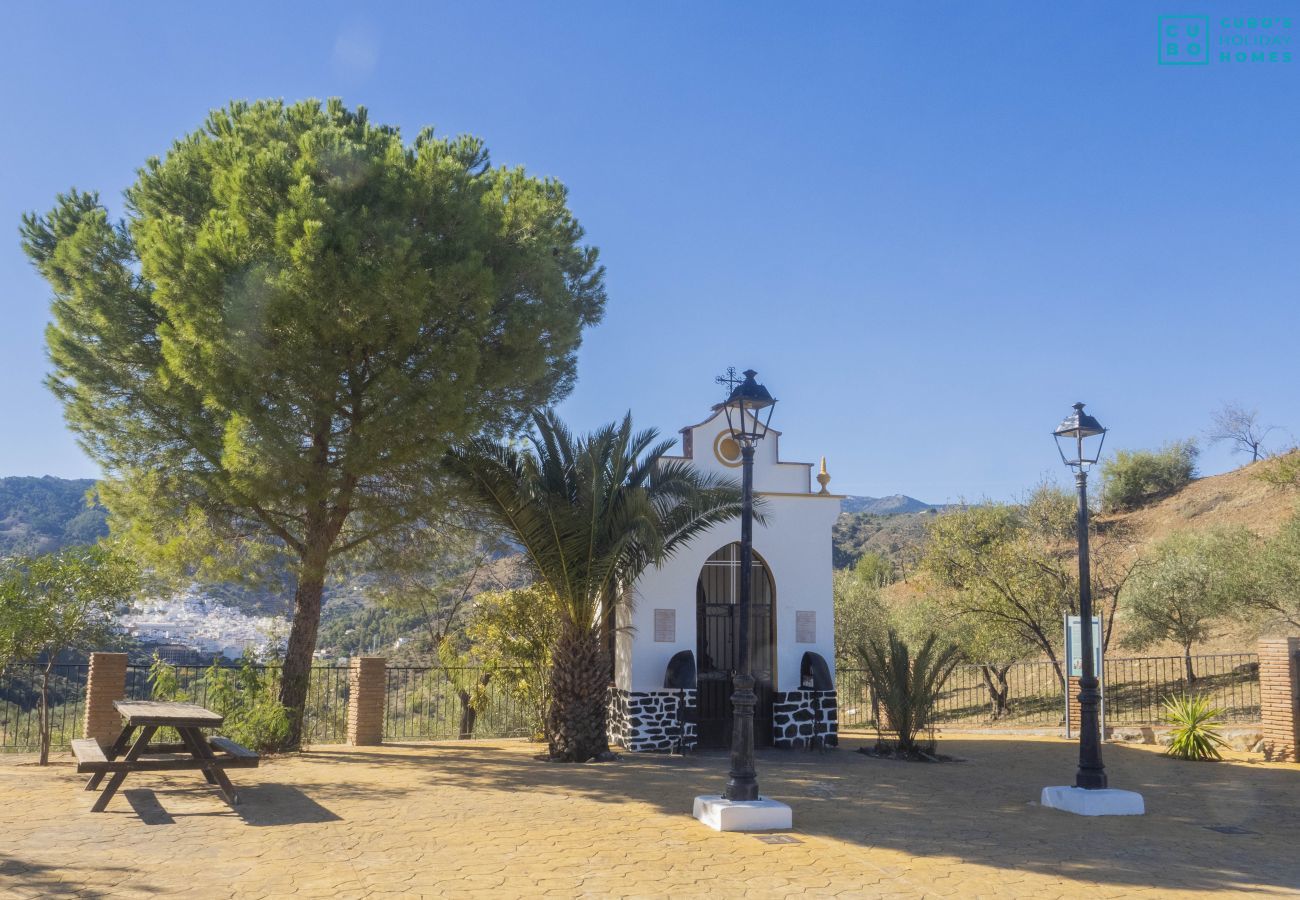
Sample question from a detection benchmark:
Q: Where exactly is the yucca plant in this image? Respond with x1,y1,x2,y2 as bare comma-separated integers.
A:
856,629,960,757
1163,693,1229,761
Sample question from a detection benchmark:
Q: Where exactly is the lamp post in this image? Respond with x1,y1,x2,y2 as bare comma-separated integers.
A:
1053,402,1107,790
715,369,776,802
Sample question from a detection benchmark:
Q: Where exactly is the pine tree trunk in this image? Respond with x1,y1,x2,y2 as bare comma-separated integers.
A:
546,622,610,762
279,564,327,750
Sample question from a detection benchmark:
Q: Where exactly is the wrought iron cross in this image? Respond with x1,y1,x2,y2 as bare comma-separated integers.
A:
714,367,741,394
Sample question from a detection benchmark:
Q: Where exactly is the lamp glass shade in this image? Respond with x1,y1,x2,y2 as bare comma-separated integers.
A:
715,369,777,445
1053,402,1106,468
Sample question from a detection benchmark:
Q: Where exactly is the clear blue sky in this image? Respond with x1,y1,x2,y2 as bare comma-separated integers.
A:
3,2,1297,500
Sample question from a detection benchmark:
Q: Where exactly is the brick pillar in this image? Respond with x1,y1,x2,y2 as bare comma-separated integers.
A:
82,652,128,748
1067,676,1082,734
347,657,386,746
1259,637,1300,763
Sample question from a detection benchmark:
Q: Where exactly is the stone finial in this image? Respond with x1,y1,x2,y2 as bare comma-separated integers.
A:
816,456,831,495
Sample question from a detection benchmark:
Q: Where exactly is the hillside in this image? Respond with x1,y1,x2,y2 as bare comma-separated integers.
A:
870,457,1300,655
0,476,108,555
832,510,935,571
841,494,943,516
1098,455,1297,548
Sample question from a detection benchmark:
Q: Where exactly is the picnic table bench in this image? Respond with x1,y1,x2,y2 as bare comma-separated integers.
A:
73,700,259,813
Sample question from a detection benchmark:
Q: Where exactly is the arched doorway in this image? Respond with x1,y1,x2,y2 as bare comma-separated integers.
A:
695,543,776,749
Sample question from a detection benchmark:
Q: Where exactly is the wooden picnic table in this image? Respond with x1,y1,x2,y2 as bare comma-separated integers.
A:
73,700,258,813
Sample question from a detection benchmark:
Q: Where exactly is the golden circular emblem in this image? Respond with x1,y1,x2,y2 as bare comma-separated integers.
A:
713,432,742,467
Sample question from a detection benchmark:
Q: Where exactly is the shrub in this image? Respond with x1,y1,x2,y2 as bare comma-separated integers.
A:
1163,694,1228,761
148,654,190,702
1254,448,1300,491
203,656,291,754
856,629,959,757
1100,440,1198,511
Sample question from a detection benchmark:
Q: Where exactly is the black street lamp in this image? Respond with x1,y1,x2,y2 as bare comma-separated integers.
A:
715,369,776,803
1053,402,1108,790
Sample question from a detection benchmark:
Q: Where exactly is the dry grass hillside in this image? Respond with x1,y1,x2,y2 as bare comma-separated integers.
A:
1098,454,1298,549
873,454,1300,656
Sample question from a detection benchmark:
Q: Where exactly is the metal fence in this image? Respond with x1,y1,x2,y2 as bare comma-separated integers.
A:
1,651,1262,752
0,663,92,751
837,652,1261,730
1,661,541,752
1105,653,1260,725
383,666,539,741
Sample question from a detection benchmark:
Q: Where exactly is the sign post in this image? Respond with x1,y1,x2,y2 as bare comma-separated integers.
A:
1064,615,1104,740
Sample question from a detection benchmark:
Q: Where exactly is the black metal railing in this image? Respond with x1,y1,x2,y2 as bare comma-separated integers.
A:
1104,653,1260,724
836,652,1261,730
383,666,539,741
0,663,92,751
1,660,541,752
1,651,1261,752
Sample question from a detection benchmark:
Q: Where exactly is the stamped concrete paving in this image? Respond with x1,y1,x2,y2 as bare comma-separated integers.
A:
1,733,1297,899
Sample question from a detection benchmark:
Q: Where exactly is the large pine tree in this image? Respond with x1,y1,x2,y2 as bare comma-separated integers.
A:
21,99,605,747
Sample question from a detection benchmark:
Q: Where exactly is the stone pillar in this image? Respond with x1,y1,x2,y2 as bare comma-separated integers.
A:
347,657,386,746
82,652,128,748
1258,637,1300,763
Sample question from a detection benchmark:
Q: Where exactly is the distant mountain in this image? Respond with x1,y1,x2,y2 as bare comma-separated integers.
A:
0,476,108,556
840,494,941,516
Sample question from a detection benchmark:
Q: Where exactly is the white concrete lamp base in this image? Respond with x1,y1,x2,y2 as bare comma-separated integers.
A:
1041,786,1145,816
693,795,793,832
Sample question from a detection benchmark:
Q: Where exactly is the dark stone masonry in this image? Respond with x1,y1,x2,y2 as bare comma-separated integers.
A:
607,688,698,752
609,686,838,752
771,689,838,749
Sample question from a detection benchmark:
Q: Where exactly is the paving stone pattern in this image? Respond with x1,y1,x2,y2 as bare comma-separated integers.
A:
1,733,1298,898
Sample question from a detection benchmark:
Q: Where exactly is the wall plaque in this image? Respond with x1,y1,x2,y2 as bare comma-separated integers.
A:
654,608,676,642
795,610,816,643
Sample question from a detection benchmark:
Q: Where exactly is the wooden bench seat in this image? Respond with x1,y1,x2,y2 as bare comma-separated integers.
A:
71,739,110,773
209,736,259,766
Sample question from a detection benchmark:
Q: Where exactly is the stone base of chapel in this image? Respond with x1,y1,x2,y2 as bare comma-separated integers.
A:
607,688,698,752
608,687,839,752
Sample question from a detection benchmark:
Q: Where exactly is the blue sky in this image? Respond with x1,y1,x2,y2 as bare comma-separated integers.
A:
3,2,1297,500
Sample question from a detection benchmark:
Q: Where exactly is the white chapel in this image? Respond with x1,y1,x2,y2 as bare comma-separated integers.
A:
608,394,843,752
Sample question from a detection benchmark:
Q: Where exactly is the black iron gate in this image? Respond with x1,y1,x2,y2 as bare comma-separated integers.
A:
695,544,775,749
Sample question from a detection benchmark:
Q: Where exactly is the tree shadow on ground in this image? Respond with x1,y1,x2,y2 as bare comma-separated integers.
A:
307,735,1300,893
0,853,158,899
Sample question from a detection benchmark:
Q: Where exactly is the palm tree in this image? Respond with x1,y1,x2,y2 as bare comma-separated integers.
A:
856,629,960,757
447,410,745,761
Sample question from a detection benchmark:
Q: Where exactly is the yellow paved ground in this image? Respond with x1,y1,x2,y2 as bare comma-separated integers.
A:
1,732,1297,899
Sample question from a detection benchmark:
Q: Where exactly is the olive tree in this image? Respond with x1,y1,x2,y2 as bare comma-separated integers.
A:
0,546,138,763
1119,529,1253,682
921,485,1134,689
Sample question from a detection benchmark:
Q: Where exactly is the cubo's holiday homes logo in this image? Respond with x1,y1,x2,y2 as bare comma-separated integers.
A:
1159,15,1293,64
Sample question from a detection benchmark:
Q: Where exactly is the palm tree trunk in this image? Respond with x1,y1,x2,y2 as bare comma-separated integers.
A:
546,622,610,762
